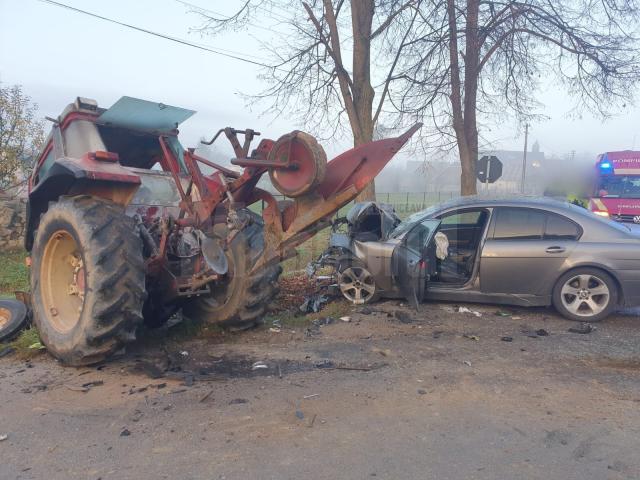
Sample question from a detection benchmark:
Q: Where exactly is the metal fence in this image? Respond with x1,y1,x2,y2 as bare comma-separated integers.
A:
260,191,459,218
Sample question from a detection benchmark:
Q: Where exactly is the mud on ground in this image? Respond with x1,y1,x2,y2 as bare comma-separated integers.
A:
1,296,640,480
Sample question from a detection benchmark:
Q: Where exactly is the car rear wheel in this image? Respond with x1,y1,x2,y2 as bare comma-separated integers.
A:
552,268,618,322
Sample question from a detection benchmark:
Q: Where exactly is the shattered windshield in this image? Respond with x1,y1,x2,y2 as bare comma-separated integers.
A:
389,206,437,238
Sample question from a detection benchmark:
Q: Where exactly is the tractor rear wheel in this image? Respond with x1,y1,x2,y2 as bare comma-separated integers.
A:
183,214,282,330
31,196,146,366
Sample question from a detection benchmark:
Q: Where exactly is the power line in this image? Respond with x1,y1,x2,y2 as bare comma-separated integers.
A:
38,0,276,69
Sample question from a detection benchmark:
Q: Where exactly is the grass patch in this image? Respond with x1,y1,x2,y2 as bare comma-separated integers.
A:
0,249,29,297
1,327,43,361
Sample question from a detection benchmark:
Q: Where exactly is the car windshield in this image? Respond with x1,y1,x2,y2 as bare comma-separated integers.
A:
598,175,640,198
389,206,438,238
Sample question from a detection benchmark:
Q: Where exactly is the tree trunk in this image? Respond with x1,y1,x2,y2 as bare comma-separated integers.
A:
461,0,480,196
447,0,476,196
351,0,376,202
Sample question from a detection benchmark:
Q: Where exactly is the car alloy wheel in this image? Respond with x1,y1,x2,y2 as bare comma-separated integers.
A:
560,273,610,317
339,266,376,305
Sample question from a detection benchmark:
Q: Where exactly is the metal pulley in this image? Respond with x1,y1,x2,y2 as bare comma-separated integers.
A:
268,131,327,198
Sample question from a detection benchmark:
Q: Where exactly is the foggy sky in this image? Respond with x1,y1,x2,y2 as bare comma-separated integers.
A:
2,0,639,164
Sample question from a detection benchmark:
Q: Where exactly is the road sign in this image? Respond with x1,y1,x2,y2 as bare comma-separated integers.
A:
476,156,503,184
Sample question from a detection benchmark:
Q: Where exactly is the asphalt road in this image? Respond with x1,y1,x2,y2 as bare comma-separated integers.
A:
1,301,639,480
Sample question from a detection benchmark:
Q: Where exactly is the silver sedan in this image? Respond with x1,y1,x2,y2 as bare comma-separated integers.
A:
311,197,640,322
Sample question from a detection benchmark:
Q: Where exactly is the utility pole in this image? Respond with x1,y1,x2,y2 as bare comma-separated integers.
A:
521,124,529,194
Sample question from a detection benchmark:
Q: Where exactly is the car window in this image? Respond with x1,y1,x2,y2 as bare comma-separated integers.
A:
404,219,440,253
544,213,581,240
440,210,482,225
493,208,545,240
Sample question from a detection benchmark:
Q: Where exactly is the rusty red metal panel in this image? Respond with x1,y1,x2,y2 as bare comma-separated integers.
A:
317,124,421,200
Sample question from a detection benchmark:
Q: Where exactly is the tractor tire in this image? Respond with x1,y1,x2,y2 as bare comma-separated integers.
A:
183,214,282,330
31,196,146,366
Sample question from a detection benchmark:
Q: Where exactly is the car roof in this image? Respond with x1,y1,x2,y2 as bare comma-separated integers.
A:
403,195,636,240
430,194,570,210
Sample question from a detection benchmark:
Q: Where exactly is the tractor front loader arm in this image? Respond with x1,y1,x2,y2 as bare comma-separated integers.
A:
251,123,422,273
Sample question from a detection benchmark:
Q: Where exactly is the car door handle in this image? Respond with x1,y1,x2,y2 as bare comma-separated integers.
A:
545,246,566,254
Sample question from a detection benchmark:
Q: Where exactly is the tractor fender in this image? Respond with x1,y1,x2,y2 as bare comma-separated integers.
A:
25,159,141,251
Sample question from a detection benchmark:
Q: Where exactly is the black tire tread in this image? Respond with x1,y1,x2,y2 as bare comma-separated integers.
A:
183,215,282,330
31,195,146,366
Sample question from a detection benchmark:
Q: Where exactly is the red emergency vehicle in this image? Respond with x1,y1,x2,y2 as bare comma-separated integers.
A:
589,151,640,224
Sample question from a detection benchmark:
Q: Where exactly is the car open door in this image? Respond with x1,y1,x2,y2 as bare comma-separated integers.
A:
392,219,441,308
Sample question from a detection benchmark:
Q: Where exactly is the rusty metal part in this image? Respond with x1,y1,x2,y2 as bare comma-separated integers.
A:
201,127,261,158
249,124,421,274
187,150,240,178
268,131,327,198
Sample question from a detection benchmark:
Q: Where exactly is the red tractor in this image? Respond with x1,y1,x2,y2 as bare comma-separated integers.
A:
25,96,418,365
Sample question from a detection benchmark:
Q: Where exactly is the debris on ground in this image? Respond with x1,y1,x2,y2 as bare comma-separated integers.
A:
521,326,546,338
457,306,482,317
372,347,392,357
295,410,304,420
463,334,480,341
28,342,46,350
568,323,595,334
303,394,319,399
511,316,522,320
340,316,351,323
65,385,90,393
463,360,472,367
305,317,335,337
308,414,317,428
359,307,374,315
312,317,334,327
314,359,335,369
393,311,413,324
251,361,269,371
120,429,131,437
269,328,282,333
229,398,249,405
199,390,214,403
495,311,511,317
81,380,104,389
501,336,514,342
299,294,329,314
417,389,427,395
0,434,7,441
273,274,317,312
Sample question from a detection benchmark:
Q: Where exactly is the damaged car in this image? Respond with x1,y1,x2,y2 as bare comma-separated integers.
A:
309,197,640,322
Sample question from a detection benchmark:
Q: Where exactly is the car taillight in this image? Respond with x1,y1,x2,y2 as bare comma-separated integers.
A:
90,151,119,162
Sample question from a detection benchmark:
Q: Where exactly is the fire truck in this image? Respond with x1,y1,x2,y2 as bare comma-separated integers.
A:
589,151,640,227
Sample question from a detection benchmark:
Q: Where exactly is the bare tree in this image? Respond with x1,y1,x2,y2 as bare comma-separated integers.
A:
0,84,44,190
189,0,421,201
397,0,640,195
